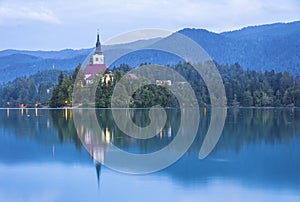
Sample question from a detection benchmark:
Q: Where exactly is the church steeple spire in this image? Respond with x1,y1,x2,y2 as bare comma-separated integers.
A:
96,163,101,189
92,30,105,64
95,30,102,54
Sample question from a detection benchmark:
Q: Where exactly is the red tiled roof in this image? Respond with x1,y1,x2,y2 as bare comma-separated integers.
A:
84,64,107,80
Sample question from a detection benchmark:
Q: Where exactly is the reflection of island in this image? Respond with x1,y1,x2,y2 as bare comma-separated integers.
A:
1,108,300,190
2,107,300,157
73,108,176,185
157,127,172,139
77,123,112,186
79,126,111,163
81,125,111,187
3,107,300,158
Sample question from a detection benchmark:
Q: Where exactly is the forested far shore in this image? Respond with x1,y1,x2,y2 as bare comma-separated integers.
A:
1,62,300,108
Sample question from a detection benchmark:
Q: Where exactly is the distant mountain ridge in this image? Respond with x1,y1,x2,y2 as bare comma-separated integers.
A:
0,48,92,59
0,54,86,82
180,21,300,73
0,21,300,82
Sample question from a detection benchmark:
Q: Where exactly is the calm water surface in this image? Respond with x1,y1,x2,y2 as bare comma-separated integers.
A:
0,108,300,202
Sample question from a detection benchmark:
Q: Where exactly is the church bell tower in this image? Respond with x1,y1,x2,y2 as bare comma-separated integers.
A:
92,32,104,64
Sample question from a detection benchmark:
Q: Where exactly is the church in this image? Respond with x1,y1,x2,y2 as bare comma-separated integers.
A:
84,33,113,85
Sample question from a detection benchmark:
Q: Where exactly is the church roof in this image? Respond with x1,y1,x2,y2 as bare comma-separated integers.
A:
84,64,107,80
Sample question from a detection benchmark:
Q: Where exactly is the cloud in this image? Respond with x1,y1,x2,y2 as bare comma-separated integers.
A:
0,0,299,50
3,0,297,31
50,0,299,32
0,0,299,30
0,2,61,25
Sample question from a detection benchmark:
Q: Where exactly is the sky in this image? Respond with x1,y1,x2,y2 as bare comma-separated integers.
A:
0,0,299,50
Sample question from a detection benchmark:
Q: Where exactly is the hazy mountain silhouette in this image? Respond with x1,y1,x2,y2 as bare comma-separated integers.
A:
0,21,299,82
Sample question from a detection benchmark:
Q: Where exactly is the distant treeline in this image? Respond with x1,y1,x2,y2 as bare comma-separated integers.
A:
49,62,300,108
171,62,300,107
180,62,300,107
1,62,300,108
0,70,71,107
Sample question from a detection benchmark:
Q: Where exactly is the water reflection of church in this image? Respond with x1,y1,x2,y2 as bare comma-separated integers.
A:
158,127,172,139
78,123,114,187
77,116,172,186
79,124,172,162
79,126,113,164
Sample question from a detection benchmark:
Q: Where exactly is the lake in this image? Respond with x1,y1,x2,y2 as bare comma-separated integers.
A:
0,108,300,202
